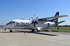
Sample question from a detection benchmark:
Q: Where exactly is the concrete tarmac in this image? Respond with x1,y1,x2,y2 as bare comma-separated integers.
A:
0,29,70,46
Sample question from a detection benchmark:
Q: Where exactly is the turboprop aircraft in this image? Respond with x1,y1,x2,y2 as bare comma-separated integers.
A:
3,12,68,32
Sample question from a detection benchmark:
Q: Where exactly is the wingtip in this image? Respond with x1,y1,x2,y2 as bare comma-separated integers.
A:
64,15,68,17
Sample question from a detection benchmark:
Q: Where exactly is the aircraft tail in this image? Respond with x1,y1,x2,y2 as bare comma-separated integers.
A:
48,12,59,23
54,12,59,23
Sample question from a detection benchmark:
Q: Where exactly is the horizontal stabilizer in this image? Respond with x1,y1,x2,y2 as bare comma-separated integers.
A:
55,20,65,26
57,20,65,24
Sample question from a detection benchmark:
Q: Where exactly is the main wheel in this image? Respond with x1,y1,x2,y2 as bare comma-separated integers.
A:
37,30,40,32
31,29,35,32
10,29,13,32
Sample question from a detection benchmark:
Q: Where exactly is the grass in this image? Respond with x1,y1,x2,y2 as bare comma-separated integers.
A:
42,27,70,32
51,27,70,32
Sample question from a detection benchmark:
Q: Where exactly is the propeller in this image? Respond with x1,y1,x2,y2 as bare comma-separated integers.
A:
31,14,38,27
32,20,38,27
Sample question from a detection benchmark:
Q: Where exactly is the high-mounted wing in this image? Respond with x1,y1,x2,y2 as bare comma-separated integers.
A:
38,15,68,21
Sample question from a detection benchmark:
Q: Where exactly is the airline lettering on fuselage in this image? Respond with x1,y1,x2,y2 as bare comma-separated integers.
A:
16,22,30,27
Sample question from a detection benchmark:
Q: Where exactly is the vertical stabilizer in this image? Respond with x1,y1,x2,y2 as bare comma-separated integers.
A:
54,12,59,23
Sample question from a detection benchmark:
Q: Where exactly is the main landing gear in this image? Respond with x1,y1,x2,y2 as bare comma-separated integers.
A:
31,29,40,32
37,30,40,32
9,29,13,32
31,29,35,32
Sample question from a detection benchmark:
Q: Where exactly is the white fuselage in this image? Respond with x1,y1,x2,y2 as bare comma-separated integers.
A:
4,19,55,30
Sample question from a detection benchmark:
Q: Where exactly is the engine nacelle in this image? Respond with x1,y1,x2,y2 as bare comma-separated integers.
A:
44,22,55,29
44,22,55,32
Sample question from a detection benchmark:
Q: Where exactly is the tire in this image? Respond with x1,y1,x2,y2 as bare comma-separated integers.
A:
37,30,40,32
10,29,13,32
31,29,35,32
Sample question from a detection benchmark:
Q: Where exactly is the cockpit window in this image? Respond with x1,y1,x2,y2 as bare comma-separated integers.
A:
6,21,15,25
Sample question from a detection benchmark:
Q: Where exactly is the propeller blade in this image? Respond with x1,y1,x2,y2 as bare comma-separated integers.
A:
36,17,38,19
34,22,35,27
31,17,33,19
31,14,38,27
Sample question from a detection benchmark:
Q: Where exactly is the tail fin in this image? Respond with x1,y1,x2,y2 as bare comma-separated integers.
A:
54,12,59,23
55,12,59,17
48,12,59,23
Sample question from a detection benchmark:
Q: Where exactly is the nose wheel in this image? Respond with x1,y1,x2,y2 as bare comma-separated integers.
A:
31,29,35,32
